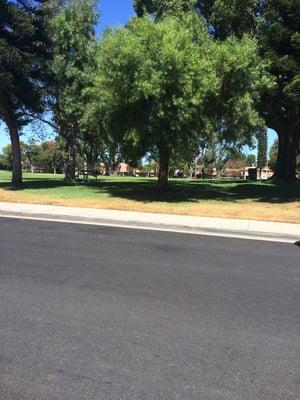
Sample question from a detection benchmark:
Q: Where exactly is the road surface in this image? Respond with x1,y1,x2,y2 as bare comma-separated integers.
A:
0,218,299,400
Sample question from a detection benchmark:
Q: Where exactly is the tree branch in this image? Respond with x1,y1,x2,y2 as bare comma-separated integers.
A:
23,112,59,132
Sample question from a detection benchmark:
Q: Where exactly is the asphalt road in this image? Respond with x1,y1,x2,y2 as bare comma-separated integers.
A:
0,218,299,400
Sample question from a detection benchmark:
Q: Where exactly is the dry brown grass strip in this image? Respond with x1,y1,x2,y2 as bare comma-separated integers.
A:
0,188,299,223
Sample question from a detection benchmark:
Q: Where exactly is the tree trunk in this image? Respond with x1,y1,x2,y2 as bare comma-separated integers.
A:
7,120,22,189
65,130,76,182
158,145,169,189
104,163,110,176
273,126,298,181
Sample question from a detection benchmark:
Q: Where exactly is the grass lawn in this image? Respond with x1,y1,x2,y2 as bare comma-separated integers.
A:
0,170,299,223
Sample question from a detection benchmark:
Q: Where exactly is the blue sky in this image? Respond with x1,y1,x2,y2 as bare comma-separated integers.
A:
96,0,134,35
0,0,277,153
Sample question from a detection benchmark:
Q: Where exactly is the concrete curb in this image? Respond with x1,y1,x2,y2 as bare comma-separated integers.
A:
0,202,299,243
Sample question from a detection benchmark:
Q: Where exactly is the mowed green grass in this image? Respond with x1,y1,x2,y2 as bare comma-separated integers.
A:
0,170,299,203
0,170,299,222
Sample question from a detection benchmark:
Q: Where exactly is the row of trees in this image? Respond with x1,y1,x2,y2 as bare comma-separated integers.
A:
0,140,65,173
0,0,299,189
0,140,268,176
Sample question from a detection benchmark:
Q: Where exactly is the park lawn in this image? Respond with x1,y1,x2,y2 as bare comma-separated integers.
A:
0,170,299,223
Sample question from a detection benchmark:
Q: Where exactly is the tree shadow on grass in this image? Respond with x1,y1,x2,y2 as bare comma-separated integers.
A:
0,176,299,204
0,177,74,190
97,179,300,204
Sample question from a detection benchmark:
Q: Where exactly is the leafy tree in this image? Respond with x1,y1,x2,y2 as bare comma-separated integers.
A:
198,0,261,39
0,0,51,188
259,0,300,180
49,0,98,181
133,0,198,19
0,144,13,170
201,0,300,180
256,127,268,170
22,141,40,171
133,0,260,35
268,139,278,171
196,133,250,176
91,14,269,187
134,1,300,180
0,141,38,171
92,15,216,187
31,140,65,173
246,154,256,166
80,74,123,174
142,159,159,177
200,1,299,179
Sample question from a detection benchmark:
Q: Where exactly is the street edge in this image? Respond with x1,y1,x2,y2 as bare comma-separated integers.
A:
0,211,298,244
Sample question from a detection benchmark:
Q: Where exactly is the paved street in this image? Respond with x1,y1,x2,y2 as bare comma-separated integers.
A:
0,217,299,400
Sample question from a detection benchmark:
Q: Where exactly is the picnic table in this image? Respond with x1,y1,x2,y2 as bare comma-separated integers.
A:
75,169,99,182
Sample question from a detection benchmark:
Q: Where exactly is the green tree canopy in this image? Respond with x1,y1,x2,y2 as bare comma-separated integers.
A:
268,139,278,171
133,0,260,35
256,127,268,170
133,0,198,19
89,14,270,187
259,0,300,180
0,0,51,187
134,0,300,180
246,154,256,166
49,0,98,181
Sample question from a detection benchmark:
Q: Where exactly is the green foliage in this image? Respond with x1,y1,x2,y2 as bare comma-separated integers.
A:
135,0,299,179
0,0,52,187
259,0,300,179
0,0,51,125
204,0,261,39
0,142,36,171
93,14,217,178
196,132,250,175
50,0,97,101
256,127,268,169
90,14,269,186
246,154,256,166
133,0,260,37
0,140,65,172
30,141,65,173
209,35,271,146
259,0,300,128
133,0,198,18
49,0,98,179
268,139,278,171
269,139,300,173
0,144,13,170
198,0,300,178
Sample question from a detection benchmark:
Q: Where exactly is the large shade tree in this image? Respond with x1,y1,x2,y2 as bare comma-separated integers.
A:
0,0,51,188
210,0,300,180
49,0,98,181
259,1,299,180
207,0,300,180
134,0,300,180
90,14,270,187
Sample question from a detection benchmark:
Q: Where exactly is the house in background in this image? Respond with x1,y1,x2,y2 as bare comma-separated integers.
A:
116,163,133,176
